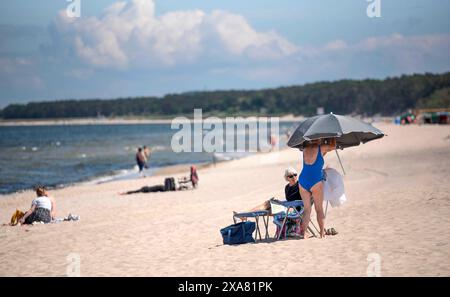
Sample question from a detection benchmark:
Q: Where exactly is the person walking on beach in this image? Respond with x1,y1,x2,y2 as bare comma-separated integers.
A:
299,138,336,238
136,147,146,177
270,134,277,151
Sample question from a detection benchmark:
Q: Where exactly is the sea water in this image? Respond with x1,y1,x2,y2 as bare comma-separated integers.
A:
0,122,295,194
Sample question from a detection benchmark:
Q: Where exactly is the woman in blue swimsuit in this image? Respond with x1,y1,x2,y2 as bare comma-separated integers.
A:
299,138,336,238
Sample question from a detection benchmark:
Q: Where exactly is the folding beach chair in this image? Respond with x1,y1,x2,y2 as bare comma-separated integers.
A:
233,210,270,241
177,176,191,190
270,200,318,239
270,200,302,240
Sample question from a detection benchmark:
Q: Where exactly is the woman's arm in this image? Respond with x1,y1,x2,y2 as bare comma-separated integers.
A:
321,138,336,155
20,204,36,224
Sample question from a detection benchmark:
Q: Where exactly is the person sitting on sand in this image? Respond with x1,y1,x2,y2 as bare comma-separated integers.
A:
19,185,55,225
234,167,302,216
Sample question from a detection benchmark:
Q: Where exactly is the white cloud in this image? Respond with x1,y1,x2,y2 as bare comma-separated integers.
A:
292,33,450,77
48,0,298,69
205,10,297,59
357,33,450,53
226,33,450,85
3,0,449,105
46,0,449,81
324,40,348,51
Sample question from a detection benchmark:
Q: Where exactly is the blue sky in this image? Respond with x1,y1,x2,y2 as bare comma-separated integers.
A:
0,0,449,107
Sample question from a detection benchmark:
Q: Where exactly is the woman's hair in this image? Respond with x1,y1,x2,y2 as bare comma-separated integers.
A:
284,167,298,180
35,185,47,197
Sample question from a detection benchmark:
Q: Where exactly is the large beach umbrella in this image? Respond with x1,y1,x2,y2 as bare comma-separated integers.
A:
287,113,385,150
287,113,385,174
287,113,385,218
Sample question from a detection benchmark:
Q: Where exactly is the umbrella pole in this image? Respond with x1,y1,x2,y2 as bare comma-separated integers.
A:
335,150,346,175
324,150,343,221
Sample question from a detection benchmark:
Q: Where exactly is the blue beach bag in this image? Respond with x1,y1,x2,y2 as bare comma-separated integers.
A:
220,221,256,245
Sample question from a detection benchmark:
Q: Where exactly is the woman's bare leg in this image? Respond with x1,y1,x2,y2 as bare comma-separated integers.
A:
299,185,312,239
233,200,271,221
311,181,325,238
248,200,271,212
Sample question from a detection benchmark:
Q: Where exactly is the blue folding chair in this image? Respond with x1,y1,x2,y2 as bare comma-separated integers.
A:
233,210,270,241
271,200,302,239
270,200,318,239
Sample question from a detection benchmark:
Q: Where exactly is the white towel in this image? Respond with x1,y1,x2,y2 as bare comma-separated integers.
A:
323,168,347,207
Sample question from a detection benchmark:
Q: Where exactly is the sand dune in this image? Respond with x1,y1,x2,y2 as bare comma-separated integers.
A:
1,123,449,276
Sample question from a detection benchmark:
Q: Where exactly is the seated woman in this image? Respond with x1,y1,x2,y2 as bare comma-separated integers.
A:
234,167,302,216
20,185,55,225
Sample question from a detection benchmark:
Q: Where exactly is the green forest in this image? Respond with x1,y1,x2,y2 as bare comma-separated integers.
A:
1,72,449,119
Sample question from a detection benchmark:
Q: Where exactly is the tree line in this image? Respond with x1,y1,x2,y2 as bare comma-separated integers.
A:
1,72,449,119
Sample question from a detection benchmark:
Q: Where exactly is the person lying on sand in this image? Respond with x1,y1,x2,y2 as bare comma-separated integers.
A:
119,184,166,195
119,167,199,195
19,185,56,225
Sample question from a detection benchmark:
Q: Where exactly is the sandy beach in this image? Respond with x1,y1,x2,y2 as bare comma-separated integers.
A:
0,123,449,276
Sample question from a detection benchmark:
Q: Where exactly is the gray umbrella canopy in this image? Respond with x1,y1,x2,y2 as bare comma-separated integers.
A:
287,113,385,150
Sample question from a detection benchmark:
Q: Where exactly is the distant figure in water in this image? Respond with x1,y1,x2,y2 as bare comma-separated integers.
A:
143,146,151,168
20,185,56,225
136,147,147,177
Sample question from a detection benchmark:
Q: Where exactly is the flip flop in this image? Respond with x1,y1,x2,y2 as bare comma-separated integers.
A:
325,228,338,236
